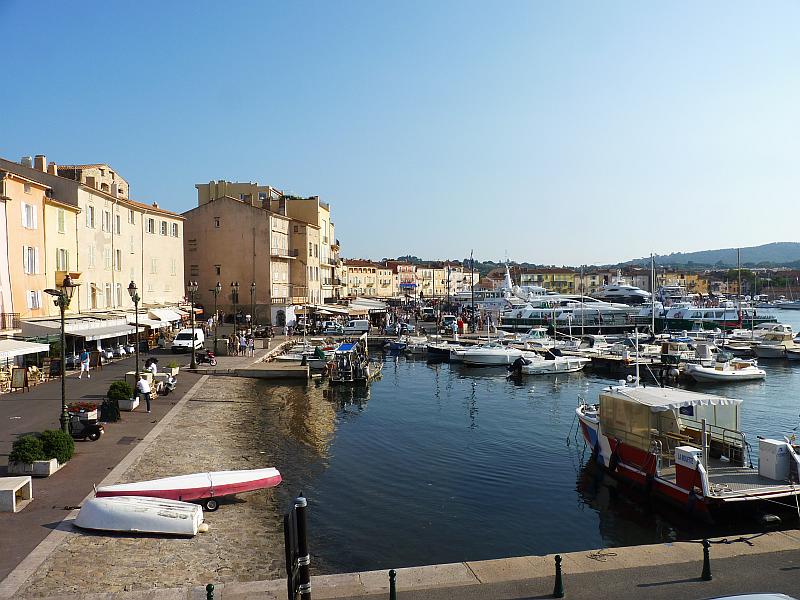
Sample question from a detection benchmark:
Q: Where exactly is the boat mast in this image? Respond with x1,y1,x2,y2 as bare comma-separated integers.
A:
580,265,585,337
650,254,655,333
470,250,475,334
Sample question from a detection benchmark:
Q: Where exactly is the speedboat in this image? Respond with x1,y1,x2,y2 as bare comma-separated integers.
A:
509,353,590,375
449,347,468,363
685,358,766,383
577,383,800,521
462,344,526,366
75,496,204,536
95,467,282,511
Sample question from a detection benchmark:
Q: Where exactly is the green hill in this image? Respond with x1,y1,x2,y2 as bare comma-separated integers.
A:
626,242,800,268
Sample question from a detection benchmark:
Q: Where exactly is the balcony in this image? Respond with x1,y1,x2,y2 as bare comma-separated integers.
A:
0,313,21,332
270,248,297,259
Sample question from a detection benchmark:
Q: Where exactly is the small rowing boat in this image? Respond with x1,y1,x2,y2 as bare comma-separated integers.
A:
75,496,204,536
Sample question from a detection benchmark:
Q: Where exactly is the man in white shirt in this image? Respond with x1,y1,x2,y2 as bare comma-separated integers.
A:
136,375,152,413
147,359,158,376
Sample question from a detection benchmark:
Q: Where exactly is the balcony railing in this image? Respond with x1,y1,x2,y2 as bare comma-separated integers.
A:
0,312,21,331
270,247,298,258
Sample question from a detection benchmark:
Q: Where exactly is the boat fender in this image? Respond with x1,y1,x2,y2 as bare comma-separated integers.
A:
198,523,210,533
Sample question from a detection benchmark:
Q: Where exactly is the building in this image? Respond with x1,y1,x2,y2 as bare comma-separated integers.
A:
386,261,417,298
0,154,185,318
57,163,130,199
518,267,575,293
343,259,378,297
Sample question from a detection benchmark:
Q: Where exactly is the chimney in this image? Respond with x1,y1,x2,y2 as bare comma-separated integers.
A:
34,155,46,171
111,183,118,197
47,161,58,175
21,156,33,168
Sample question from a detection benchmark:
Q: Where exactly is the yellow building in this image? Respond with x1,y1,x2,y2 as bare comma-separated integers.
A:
519,268,576,293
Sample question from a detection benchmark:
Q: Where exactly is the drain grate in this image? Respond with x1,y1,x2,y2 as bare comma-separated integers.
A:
117,436,137,445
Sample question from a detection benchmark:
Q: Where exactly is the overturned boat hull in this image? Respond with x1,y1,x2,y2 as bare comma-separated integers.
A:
75,496,204,536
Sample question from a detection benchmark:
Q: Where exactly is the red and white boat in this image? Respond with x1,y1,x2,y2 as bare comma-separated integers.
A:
577,383,800,521
95,468,282,511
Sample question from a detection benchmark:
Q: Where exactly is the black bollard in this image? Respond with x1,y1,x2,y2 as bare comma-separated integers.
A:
389,569,397,600
701,539,712,581
553,555,564,598
205,583,214,600
296,494,312,599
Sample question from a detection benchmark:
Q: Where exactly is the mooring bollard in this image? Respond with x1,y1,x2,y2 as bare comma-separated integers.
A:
553,555,564,598
389,569,397,600
296,494,312,599
701,539,712,581
205,583,214,600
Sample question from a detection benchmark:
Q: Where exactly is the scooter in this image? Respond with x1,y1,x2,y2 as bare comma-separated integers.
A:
157,375,178,396
196,349,217,366
69,413,104,442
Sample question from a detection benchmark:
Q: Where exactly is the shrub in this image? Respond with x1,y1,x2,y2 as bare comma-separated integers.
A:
9,435,46,464
101,397,121,422
108,380,133,400
39,429,75,464
166,360,179,369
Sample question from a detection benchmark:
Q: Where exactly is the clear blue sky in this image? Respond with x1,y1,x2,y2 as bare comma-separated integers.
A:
3,1,799,265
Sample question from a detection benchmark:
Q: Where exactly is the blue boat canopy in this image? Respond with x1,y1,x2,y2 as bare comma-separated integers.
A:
337,343,356,352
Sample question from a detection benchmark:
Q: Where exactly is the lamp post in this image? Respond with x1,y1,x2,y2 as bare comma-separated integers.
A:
211,281,221,354
127,281,141,375
45,274,80,434
187,281,198,369
231,281,240,338
250,281,256,331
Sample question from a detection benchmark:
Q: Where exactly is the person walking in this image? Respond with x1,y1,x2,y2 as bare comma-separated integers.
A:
239,333,247,356
78,349,90,379
247,335,255,357
136,374,152,413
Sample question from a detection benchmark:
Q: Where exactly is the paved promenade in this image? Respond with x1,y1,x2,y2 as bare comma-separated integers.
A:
0,339,287,591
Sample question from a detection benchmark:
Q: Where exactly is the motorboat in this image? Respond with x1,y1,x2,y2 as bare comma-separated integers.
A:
577,383,800,521
685,358,766,383
752,331,798,359
776,300,800,310
386,338,407,352
462,343,527,366
330,333,382,384
591,271,652,305
786,348,800,361
404,336,428,355
75,496,204,536
449,346,468,363
426,340,457,358
509,352,590,376
95,467,282,511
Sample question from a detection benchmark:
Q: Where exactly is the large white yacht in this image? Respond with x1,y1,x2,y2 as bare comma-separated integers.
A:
591,271,652,305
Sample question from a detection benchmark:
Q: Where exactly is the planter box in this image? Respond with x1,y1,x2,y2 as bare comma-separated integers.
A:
68,409,98,421
125,371,153,388
8,458,63,477
166,367,179,376
118,397,140,412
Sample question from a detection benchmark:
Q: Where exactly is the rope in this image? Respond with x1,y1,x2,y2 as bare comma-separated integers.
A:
587,549,618,562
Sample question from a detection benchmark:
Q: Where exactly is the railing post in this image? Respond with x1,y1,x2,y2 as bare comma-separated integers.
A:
701,539,712,581
552,554,564,598
205,583,214,600
296,494,311,599
389,569,397,600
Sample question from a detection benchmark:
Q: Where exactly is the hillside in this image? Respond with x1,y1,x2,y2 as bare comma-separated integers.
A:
626,242,800,268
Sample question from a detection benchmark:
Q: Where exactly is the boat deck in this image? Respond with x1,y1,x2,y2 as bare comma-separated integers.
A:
660,460,800,500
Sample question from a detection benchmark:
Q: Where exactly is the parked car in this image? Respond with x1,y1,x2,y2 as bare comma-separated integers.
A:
343,319,371,335
171,328,205,353
321,321,343,335
253,325,273,338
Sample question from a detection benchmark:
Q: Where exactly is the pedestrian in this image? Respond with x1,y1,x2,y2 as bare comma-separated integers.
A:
78,349,90,379
136,374,152,413
239,333,247,356
248,335,255,357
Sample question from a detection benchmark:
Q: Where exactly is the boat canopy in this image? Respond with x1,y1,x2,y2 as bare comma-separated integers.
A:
609,386,742,413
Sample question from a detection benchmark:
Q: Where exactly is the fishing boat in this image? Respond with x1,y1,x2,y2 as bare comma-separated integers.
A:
462,343,527,366
685,358,766,383
329,333,382,384
577,383,800,521
95,467,282,511
75,496,205,536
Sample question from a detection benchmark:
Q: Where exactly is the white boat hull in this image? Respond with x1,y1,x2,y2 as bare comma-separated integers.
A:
686,364,766,383
76,496,204,536
752,345,788,359
520,357,589,375
463,349,525,366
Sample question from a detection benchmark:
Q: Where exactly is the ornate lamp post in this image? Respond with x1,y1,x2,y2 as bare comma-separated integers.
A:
44,274,80,434
231,281,240,338
187,281,199,369
250,281,256,330
127,281,140,375
211,281,221,353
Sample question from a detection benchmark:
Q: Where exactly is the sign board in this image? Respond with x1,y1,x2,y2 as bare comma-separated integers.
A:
89,351,102,369
675,446,702,469
11,367,29,392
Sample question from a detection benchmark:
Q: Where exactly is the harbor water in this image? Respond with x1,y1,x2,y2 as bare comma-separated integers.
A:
266,310,800,574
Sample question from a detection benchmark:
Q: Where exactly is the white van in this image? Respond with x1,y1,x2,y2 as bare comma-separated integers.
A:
171,328,205,353
342,319,370,335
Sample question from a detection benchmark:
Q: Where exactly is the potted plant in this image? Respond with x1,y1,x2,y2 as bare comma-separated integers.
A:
68,401,98,421
166,360,180,376
7,430,73,477
108,379,138,412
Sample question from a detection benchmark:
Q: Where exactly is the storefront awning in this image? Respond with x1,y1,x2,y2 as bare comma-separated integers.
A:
149,308,183,322
81,324,138,341
0,339,51,361
127,315,169,329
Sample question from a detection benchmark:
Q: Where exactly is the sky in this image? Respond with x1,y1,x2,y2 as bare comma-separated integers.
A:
2,1,799,266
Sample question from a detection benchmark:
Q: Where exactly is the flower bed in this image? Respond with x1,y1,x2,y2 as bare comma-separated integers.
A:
68,402,98,421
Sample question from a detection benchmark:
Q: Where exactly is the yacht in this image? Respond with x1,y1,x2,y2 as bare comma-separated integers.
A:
591,271,652,305
461,343,528,366
752,330,798,359
500,295,638,331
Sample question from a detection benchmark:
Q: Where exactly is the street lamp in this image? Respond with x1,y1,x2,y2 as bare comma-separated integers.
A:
250,281,256,331
127,281,140,375
231,281,240,338
187,281,199,369
211,281,221,353
44,274,80,434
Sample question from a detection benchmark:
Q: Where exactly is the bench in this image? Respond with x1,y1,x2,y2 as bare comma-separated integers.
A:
0,476,33,512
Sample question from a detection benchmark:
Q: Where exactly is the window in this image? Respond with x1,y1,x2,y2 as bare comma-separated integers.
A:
88,245,96,268
214,265,221,276
213,217,220,228
27,290,41,309
102,210,111,232
86,205,95,228
115,214,121,234
146,218,155,233
104,247,112,270
190,264,199,277
115,249,122,271
23,246,39,274
57,209,65,233
170,258,177,276
294,225,299,233
23,183,31,194
150,258,158,274
188,238,197,251
21,203,37,229
105,283,112,307
171,223,179,237
128,209,135,224
116,283,122,306
160,220,167,235
258,192,267,202
56,248,70,271
315,244,319,258
309,242,313,257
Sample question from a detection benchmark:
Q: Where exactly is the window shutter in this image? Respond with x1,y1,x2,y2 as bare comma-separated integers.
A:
21,202,26,226
34,247,40,274
32,208,37,229
22,246,28,272
26,291,32,309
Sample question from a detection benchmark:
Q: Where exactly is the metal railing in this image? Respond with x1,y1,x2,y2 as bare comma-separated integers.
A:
0,313,20,331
